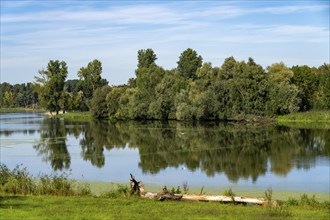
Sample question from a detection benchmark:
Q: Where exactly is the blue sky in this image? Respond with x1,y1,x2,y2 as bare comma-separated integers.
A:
1,0,329,85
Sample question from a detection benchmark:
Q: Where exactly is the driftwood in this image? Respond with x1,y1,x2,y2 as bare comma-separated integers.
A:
129,174,266,205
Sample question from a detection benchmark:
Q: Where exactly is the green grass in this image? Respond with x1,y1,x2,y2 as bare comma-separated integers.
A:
277,111,330,123
1,194,329,220
53,111,92,121
1,165,329,219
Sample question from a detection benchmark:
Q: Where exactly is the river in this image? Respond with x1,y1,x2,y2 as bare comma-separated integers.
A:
0,112,329,193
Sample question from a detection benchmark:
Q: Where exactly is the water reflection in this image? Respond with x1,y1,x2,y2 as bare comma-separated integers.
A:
33,118,70,170
29,119,330,182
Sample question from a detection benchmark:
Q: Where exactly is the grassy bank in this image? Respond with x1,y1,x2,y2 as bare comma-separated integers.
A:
87,181,330,202
277,111,330,123
1,194,329,220
1,165,329,219
53,111,92,120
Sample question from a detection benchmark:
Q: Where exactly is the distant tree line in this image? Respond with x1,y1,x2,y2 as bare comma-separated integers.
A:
1,48,329,120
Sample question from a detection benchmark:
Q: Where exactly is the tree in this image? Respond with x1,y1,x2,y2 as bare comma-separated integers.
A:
137,49,157,69
78,59,104,99
177,48,203,79
267,63,300,115
35,60,68,114
291,65,319,111
106,86,127,118
90,85,111,119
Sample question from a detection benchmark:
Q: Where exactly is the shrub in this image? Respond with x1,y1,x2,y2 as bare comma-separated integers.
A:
223,188,235,197
0,164,35,195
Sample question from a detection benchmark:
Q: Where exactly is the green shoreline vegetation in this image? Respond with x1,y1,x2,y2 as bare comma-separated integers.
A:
277,111,330,123
1,48,329,122
1,164,329,219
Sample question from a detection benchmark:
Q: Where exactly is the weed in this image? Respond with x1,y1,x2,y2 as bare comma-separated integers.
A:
100,185,130,198
299,194,319,207
286,197,299,206
0,163,91,196
264,205,292,218
170,186,182,194
0,164,35,195
223,188,235,197
264,187,273,203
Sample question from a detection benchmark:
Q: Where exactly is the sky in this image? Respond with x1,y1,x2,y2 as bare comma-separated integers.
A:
1,0,329,85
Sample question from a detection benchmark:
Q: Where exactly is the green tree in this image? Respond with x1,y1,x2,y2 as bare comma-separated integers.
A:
35,60,68,114
267,63,300,115
4,91,15,107
90,86,111,119
177,48,203,79
137,49,157,69
78,59,104,99
315,63,330,109
291,65,319,111
106,86,127,119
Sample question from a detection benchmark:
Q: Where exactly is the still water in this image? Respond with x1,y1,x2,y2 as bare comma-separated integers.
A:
0,112,329,193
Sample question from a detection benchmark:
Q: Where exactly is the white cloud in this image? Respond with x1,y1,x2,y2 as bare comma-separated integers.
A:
1,1,329,84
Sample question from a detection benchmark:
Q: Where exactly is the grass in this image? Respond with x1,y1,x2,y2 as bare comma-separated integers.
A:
53,111,92,121
1,194,329,220
0,164,329,219
86,181,330,201
277,110,330,123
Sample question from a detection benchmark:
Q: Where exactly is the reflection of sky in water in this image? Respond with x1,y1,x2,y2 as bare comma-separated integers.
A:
1,138,329,193
1,113,329,193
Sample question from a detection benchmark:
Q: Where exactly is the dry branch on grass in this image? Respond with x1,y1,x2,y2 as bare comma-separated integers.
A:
129,174,266,205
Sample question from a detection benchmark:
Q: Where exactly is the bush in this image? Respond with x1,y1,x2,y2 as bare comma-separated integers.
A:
0,163,91,196
0,164,35,195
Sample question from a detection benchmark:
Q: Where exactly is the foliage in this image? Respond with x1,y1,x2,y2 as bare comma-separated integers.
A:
137,48,157,69
34,60,68,114
267,62,300,115
177,48,203,79
264,188,273,203
2,49,329,119
0,82,38,108
77,59,103,99
90,86,111,119
0,163,91,196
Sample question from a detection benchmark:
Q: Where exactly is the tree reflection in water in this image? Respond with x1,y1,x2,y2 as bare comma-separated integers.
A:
34,119,329,182
33,118,70,170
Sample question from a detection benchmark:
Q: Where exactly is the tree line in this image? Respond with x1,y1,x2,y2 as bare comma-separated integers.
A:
1,48,329,120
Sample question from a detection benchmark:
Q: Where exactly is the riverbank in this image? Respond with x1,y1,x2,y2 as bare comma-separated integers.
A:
86,181,330,201
277,111,330,123
1,193,329,220
52,110,330,124
52,111,92,120
1,164,329,219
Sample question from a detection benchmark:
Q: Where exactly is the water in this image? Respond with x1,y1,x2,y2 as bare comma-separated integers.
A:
0,112,329,193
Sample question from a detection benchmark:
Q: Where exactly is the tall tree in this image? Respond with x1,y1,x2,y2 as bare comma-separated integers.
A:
267,63,300,115
291,65,319,111
318,63,330,109
35,60,68,114
78,59,104,99
137,49,157,69
90,85,111,119
177,48,203,79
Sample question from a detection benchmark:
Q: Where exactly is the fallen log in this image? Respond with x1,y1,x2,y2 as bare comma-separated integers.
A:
129,174,266,205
